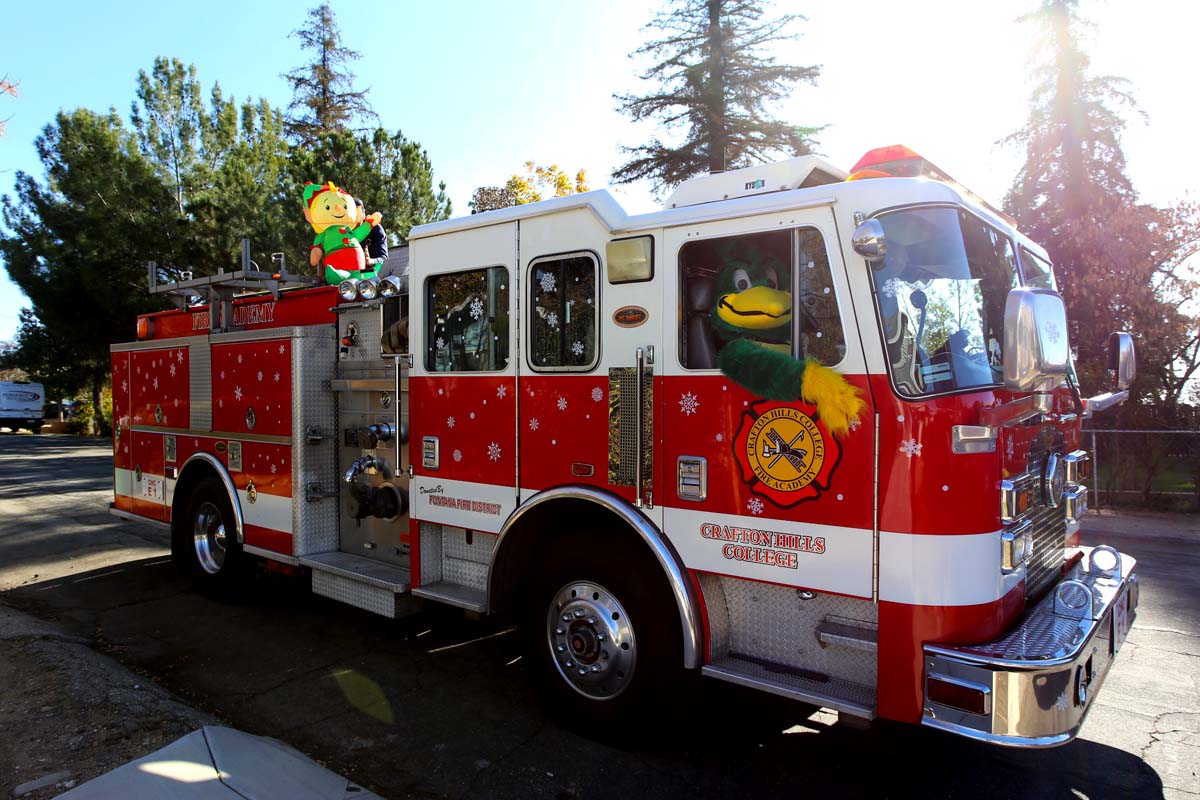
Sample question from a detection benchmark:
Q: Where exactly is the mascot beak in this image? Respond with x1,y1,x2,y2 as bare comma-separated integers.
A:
716,285,792,330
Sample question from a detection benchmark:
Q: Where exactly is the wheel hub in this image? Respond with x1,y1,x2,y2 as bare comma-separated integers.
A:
546,581,636,700
193,501,227,575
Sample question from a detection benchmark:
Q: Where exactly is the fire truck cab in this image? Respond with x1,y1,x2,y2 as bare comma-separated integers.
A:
111,146,1139,747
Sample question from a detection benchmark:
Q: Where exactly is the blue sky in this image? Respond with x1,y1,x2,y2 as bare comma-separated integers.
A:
2,0,1196,344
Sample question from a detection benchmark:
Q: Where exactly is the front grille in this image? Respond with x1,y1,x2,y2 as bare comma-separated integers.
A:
1024,502,1067,599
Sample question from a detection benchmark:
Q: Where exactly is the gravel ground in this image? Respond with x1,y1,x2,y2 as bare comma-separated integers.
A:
0,604,219,799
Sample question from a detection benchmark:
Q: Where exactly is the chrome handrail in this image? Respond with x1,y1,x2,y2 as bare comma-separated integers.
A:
635,346,644,508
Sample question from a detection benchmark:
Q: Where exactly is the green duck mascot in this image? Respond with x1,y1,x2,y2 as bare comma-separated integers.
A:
711,245,865,438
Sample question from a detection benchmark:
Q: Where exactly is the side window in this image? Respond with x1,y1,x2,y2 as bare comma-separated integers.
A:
529,253,598,370
1020,247,1057,290
424,267,510,372
679,227,845,370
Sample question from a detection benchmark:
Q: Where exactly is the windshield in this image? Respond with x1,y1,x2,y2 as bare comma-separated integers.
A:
870,206,1018,397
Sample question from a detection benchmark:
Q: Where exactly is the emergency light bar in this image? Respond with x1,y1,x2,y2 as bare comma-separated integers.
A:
848,144,955,183
849,145,1016,226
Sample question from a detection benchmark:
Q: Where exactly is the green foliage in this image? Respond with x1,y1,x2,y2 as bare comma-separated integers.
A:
1002,0,1200,414
0,108,184,435
132,57,206,214
283,3,378,147
66,398,94,436
613,0,823,193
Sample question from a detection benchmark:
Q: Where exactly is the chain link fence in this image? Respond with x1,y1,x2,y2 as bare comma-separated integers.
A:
1084,429,1200,511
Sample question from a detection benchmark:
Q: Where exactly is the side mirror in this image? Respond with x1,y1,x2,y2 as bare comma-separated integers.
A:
1107,332,1135,390
852,218,886,263
1003,288,1070,392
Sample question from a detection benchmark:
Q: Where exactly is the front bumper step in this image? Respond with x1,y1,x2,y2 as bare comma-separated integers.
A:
922,545,1138,747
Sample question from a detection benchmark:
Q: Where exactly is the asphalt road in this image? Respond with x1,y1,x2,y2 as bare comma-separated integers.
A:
0,434,1196,799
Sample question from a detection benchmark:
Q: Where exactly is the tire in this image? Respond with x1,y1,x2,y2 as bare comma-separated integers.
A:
522,532,685,728
174,476,245,592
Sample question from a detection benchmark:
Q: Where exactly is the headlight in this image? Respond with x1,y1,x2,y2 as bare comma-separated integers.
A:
379,275,404,298
358,277,379,300
338,279,360,302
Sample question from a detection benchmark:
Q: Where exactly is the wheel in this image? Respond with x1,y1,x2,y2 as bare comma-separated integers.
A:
523,534,685,726
174,477,244,591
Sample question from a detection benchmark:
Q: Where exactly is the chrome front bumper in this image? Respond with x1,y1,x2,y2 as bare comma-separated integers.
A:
922,545,1138,748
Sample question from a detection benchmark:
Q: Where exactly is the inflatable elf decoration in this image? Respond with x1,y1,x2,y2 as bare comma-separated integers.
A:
302,181,383,285
711,244,865,437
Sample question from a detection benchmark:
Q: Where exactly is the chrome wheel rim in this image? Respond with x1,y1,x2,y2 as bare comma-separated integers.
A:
546,580,636,700
193,501,227,575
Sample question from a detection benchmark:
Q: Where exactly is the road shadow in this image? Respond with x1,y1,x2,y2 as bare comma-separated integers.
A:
1,555,1168,800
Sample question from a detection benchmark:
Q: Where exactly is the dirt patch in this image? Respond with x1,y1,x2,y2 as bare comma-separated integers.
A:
0,606,218,799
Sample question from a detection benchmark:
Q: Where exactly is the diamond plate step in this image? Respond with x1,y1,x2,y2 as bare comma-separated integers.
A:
301,552,411,619
300,551,411,591
703,655,877,719
412,581,487,613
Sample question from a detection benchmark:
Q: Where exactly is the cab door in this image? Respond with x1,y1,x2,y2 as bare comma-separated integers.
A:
515,211,663,528
660,206,875,599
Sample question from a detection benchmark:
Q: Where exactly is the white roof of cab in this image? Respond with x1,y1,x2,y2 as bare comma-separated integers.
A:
409,156,850,242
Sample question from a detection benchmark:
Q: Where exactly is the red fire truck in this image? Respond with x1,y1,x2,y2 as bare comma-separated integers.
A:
110,146,1140,746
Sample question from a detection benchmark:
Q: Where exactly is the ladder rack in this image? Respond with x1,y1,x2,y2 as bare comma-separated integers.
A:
147,239,324,333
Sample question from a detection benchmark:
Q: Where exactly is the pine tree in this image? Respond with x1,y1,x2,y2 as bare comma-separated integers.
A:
1003,0,1200,411
283,4,377,146
613,0,822,193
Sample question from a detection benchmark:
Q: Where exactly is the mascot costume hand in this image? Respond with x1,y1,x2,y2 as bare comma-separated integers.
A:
711,245,865,438
302,181,383,285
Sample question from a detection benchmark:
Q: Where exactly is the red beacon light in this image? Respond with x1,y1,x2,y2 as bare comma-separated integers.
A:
848,144,955,183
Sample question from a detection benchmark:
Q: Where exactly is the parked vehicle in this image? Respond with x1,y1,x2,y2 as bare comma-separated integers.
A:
0,381,45,433
110,147,1140,747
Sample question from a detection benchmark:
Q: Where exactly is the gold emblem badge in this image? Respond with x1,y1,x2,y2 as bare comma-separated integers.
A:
733,401,840,508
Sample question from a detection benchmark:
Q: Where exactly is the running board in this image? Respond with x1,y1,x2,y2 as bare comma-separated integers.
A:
411,582,487,613
703,656,876,719
301,552,411,619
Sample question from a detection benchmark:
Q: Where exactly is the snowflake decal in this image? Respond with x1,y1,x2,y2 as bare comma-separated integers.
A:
715,433,725,443
237,354,243,364
546,311,559,330
447,416,456,428
177,351,184,363
234,386,243,401
436,337,446,350
1045,322,1062,344
497,385,507,399
899,438,923,458
270,463,277,475
220,371,226,381
469,297,485,320
529,418,540,431
539,272,557,294
453,449,463,463
571,341,584,357
218,399,224,409
487,442,502,462
274,372,281,383
121,380,128,393
881,277,906,298
556,396,568,411
257,371,263,382
152,377,159,390
169,364,176,377
679,391,700,416
591,387,603,402
278,344,285,355
748,497,765,516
